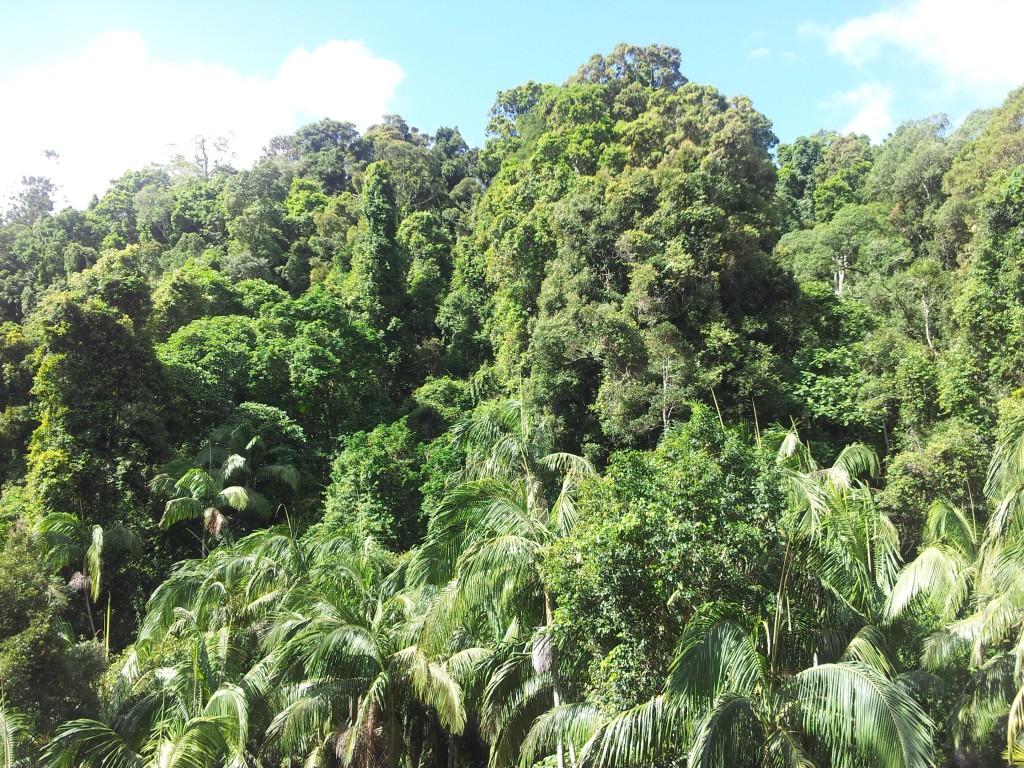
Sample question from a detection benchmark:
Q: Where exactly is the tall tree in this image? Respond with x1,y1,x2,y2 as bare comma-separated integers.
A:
344,161,408,337
413,399,594,768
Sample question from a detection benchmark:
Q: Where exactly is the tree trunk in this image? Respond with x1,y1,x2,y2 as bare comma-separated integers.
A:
544,592,574,768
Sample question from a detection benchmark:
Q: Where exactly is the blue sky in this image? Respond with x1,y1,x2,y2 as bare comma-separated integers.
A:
1,0,1021,207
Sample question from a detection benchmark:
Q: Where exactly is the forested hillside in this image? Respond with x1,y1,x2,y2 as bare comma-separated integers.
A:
3,43,1024,767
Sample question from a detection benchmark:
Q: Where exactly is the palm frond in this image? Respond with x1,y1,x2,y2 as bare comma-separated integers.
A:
578,694,687,768
773,427,815,472
42,719,143,768
446,646,492,687
257,463,301,491
841,624,898,677
157,716,232,768
687,690,763,768
160,497,204,529
396,645,466,733
195,441,230,471
885,543,972,623
220,453,249,483
265,681,350,758
0,701,31,768
925,499,978,551
786,661,934,768
33,511,86,541
520,702,606,768
203,683,249,761
666,622,765,706
763,724,816,768
413,478,534,586
486,670,554,768
538,452,595,478
822,443,880,487
217,485,250,512
986,414,1024,505
1006,682,1024,763
340,674,391,768
175,468,218,501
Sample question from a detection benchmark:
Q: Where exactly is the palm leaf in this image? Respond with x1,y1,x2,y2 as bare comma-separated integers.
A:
217,485,250,512
175,468,218,501
578,694,687,768
666,622,765,706
986,414,1024,504
841,624,898,677
395,645,466,733
0,702,31,768
520,702,606,768
257,463,301,491
538,452,595,478
786,661,934,768
445,646,492,687
687,690,763,768
885,543,972,622
820,443,880,487
105,526,143,556
42,719,143,768
219,453,249,483
156,717,232,768
203,684,249,761
160,497,204,529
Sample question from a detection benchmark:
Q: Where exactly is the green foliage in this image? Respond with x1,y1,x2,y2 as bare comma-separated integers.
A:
149,260,241,339
544,408,785,708
935,89,1024,261
5,41,1024,768
289,118,363,194
343,162,408,339
90,168,170,248
324,417,427,550
0,525,103,734
26,251,167,530
258,286,388,443
0,322,36,484
151,413,300,550
158,314,260,440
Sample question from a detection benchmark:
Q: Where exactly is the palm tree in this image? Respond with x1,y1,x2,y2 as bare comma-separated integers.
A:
42,604,257,768
889,414,1024,759
414,399,594,623
32,512,141,642
42,708,245,768
138,523,310,651
120,520,470,768
0,699,31,768
769,429,896,671
410,399,594,768
261,533,467,768
151,429,298,554
42,523,338,768
476,637,566,768
543,618,934,768
884,499,979,626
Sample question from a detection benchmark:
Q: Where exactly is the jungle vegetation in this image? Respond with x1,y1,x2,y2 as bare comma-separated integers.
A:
2,42,1024,767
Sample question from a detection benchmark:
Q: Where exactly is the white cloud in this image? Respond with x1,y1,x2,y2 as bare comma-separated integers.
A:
0,32,404,207
748,47,771,60
827,0,1024,93
822,82,894,143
